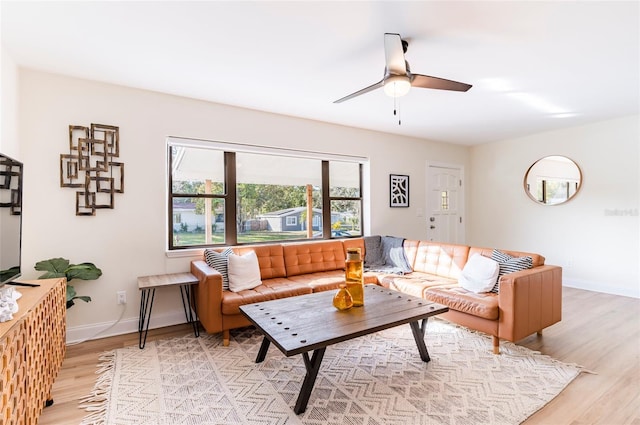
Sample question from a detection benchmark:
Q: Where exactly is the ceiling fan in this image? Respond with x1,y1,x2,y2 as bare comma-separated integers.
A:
333,33,472,104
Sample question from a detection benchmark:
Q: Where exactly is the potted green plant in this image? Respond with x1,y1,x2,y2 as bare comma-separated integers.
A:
35,258,102,308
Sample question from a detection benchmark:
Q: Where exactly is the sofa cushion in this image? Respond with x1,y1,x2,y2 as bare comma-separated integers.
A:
401,240,420,270
459,254,500,293
376,272,457,298
228,251,262,292
342,238,366,259
413,242,469,279
233,244,287,279
490,249,533,293
286,270,347,292
220,278,312,315
204,247,233,290
425,285,499,320
283,241,346,276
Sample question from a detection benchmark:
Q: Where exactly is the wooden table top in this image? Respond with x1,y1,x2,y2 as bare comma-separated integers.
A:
137,272,199,290
240,284,448,357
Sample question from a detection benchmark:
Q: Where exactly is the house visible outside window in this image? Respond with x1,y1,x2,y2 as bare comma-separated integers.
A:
168,138,365,249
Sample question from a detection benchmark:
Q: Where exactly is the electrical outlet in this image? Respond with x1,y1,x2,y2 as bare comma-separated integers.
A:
117,290,126,305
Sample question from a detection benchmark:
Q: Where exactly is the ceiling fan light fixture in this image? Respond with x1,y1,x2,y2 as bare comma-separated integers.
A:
383,75,411,97
333,33,472,104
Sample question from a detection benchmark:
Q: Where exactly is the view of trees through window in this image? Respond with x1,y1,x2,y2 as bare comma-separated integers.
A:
535,178,578,205
169,142,363,248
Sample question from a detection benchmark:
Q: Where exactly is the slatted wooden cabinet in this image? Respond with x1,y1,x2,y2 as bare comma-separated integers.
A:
0,279,66,425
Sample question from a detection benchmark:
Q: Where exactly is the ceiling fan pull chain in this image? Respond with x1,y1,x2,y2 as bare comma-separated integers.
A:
392,96,401,125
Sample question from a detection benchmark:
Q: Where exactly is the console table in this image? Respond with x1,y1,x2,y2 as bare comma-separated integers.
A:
0,278,66,425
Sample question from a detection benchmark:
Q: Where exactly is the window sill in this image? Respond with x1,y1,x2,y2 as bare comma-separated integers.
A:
165,248,204,258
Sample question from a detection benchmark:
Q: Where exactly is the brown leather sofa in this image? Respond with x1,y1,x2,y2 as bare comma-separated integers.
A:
191,238,562,353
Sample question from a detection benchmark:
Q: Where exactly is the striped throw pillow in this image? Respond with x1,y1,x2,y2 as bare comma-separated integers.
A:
204,247,234,290
490,249,533,293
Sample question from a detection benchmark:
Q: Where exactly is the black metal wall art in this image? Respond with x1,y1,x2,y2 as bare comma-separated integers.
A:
60,124,124,216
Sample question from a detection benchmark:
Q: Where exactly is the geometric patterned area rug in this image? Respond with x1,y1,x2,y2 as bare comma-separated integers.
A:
79,319,583,425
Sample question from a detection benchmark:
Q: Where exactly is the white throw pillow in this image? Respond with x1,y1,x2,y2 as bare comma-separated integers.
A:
228,251,262,292
458,254,500,293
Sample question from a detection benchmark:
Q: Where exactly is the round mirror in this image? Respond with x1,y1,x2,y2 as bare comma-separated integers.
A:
524,156,582,205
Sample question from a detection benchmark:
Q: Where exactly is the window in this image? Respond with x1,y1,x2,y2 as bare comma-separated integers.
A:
536,178,579,205
169,146,226,248
328,161,362,238
441,191,449,210
286,216,297,226
168,139,365,249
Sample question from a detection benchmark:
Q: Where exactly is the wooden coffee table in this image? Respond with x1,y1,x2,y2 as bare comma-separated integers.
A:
239,284,448,414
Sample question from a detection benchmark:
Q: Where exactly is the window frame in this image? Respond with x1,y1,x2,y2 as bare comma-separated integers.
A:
285,216,298,226
167,137,366,250
320,160,364,239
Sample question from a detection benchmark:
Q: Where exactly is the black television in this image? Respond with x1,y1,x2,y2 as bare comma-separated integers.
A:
0,153,23,286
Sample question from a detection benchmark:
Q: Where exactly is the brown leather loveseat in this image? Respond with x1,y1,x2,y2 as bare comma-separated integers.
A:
191,237,562,353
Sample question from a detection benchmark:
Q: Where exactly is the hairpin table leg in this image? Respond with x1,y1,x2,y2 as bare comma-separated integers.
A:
138,288,155,349
179,284,199,338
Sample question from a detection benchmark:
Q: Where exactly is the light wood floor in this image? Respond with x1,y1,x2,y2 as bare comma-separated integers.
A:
39,287,639,425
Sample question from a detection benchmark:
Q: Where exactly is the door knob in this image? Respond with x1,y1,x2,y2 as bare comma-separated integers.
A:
430,225,436,229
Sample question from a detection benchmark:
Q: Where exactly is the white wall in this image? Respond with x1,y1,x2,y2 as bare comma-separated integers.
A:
17,69,469,341
468,115,640,298
1,46,19,158
15,68,638,343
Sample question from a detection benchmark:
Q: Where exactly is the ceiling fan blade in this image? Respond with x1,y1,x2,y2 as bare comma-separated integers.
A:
384,33,407,75
333,80,385,103
411,74,472,92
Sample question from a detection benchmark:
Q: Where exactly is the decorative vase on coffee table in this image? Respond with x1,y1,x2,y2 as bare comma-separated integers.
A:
333,284,353,310
345,247,364,307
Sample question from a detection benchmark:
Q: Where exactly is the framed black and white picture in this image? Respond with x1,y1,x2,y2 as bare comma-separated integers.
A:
389,174,409,207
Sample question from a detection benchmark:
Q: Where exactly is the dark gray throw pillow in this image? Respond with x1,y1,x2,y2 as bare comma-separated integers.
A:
364,235,385,267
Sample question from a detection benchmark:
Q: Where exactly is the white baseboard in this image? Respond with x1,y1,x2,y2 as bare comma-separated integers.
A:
66,279,638,344
563,278,639,299
66,308,189,345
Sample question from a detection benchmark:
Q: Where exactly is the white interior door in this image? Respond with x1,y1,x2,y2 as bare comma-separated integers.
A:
426,164,463,243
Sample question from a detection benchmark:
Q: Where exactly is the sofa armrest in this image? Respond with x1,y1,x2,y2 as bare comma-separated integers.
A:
497,265,562,342
191,260,224,334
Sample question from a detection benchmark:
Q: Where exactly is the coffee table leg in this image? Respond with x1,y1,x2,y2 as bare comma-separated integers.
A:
409,319,431,362
256,337,271,363
294,348,326,414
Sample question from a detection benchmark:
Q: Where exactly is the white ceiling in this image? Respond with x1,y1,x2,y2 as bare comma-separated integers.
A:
2,1,639,145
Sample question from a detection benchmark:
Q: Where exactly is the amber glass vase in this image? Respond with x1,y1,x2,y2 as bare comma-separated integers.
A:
333,284,353,311
345,247,364,307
